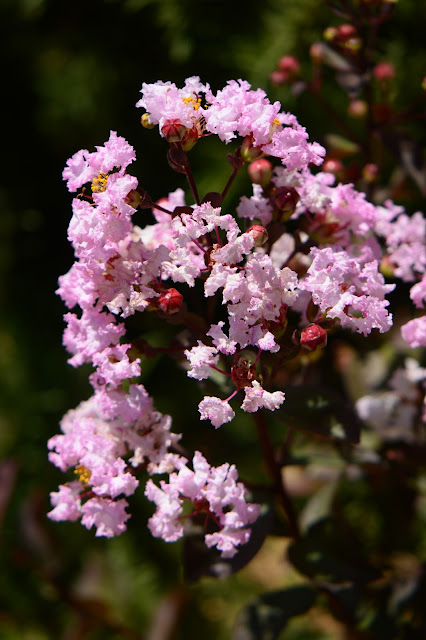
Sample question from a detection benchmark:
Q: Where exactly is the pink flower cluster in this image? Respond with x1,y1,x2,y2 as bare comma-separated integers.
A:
51,76,425,556
145,451,259,558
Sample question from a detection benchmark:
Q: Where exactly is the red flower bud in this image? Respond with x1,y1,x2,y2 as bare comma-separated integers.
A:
300,324,328,352
158,288,183,315
336,24,357,40
278,55,301,75
247,158,273,186
247,225,268,247
161,119,189,143
270,70,288,86
230,358,256,390
373,62,396,82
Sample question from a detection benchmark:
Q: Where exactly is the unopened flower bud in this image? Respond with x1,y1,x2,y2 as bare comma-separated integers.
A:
248,158,273,186
240,135,264,162
181,125,200,152
270,70,288,86
344,37,362,53
158,288,183,315
362,163,379,183
324,27,338,42
272,186,300,222
348,99,368,118
336,24,357,40
141,113,155,129
278,56,300,76
247,225,268,247
373,62,396,82
161,119,188,143
310,42,324,63
380,255,395,279
300,324,328,352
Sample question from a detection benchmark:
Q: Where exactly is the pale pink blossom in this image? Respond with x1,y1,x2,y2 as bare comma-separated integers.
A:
198,396,235,428
241,381,285,413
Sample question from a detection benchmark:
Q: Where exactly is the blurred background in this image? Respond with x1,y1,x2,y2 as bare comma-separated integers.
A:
1,0,425,638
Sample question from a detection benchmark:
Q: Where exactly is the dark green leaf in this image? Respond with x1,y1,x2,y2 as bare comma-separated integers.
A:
287,519,380,584
278,385,361,444
183,504,274,582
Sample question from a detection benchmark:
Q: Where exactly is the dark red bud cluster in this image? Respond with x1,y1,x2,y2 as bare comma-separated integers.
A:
300,324,328,352
230,358,256,390
324,24,361,54
271,186,300,222
161,119,201,152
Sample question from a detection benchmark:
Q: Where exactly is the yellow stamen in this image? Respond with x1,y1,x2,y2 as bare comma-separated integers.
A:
74,464,91,484
272,118,280,126
91,172,109,193
182,95,202,111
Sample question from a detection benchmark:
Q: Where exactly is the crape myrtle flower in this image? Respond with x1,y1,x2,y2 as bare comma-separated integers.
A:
301,247,394,335
53,75,424,555
145,451,259,558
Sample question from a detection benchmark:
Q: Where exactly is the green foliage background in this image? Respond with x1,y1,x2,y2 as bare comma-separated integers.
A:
1,1,425,638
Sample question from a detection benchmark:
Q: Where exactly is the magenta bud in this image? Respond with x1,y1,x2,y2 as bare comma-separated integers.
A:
247,158,273,186
300,324,328,352
247,225,268,247
158,288,183,315
161,119,188,143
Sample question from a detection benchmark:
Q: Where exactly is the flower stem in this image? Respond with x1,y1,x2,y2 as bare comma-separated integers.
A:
252,410,300,540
